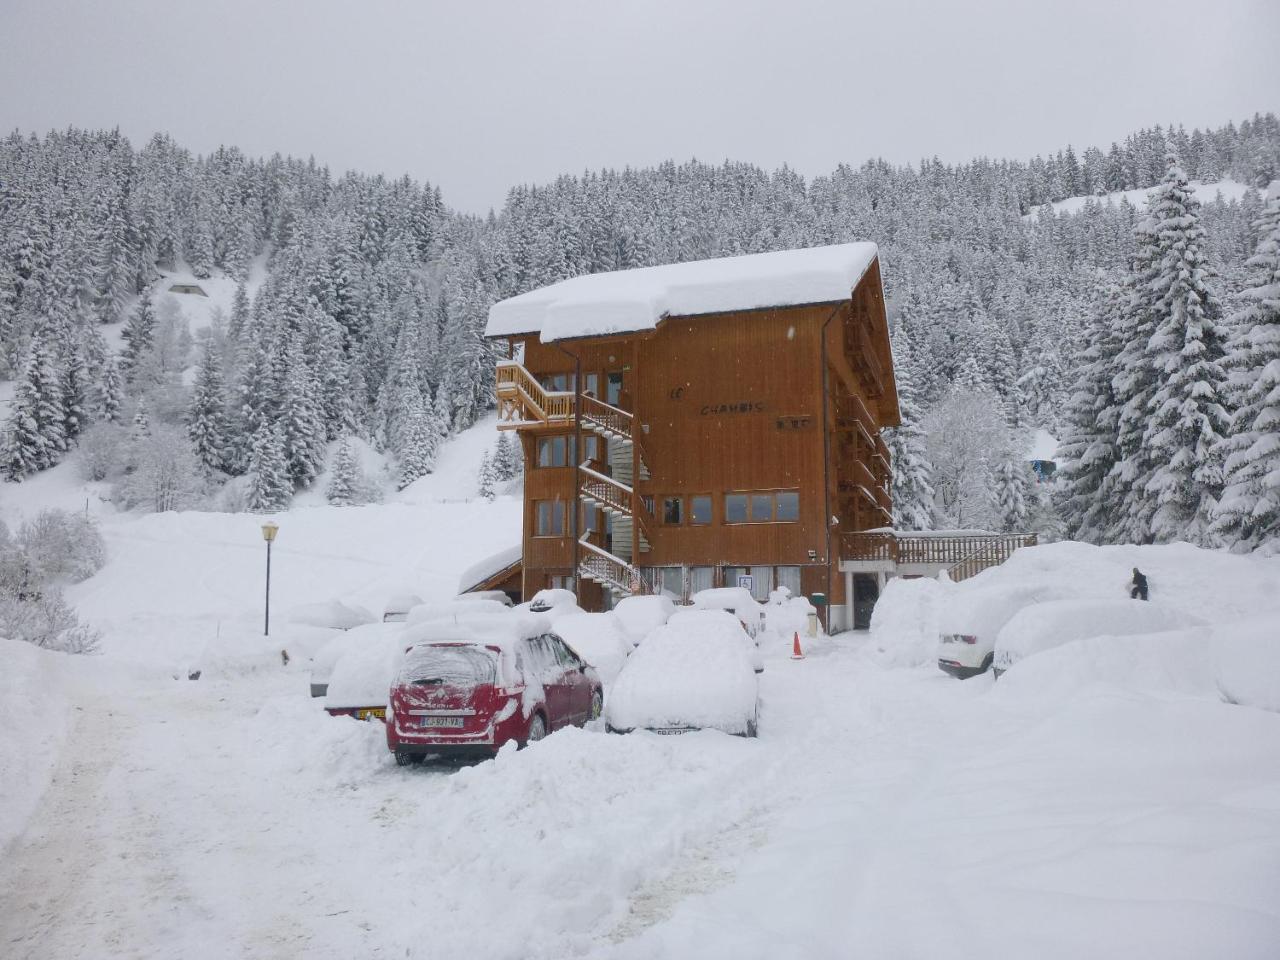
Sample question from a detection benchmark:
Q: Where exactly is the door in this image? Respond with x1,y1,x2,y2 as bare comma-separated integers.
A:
548,634,591,724
530,634,574,728
853,575,880,630
606,371,624,408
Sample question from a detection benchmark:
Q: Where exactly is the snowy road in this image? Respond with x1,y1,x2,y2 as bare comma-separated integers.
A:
3,631,1279,959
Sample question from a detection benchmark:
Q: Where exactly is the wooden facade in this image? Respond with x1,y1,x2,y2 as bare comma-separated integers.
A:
489,256,901,628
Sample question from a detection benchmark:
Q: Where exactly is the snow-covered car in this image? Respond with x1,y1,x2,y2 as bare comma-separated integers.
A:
406,597,512,626
613,594,676,645
515,588,582,619
993,598,1202,677
387,616,603,764
605,616,760,737
455,590,514,607
309,620,404,698
937,583,1065,679
552,611,635,685
668,608,764,673
382,593,424,623
692,586,767,637
288,599,377,632
324,629,409,721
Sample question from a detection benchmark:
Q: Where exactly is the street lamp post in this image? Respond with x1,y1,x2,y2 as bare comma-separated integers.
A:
261,521,279,636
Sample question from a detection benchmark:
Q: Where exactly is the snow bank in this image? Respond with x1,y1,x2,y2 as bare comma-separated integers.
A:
487,243,879,342
764,594,817,641
866,575,955,667
607,618,759,734
0,639,76,853
613,594,674,644
553,612,633,685
1212,615,1280,712
288,599,376,631
1033,178,1256,218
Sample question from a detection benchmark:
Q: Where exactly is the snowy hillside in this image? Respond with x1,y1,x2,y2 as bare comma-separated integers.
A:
1029,177,1260,218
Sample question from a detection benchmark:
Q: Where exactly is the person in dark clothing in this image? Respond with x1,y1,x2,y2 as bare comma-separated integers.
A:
1131,567,1148,601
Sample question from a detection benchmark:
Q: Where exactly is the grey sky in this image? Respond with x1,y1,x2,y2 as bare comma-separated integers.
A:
2,0,1276,214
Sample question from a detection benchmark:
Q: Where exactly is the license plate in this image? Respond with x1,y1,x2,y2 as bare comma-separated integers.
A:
421,716,465,728
356,708,385,721
651,727,693,736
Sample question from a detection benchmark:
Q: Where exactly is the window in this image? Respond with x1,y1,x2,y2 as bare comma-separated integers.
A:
775,491,799,522
583,373,600,398
583,434,601,463
724,491,800,523
723,567,748,589
581,502,599,533
724,494,748,524
690,495,712,525
606,372,624,406
689,566,715,594
549,574,574,590
750,493,772,523
535,500,565,536
539,372,573,393
749,566,773,601
548,634,582,670
537,436,569,468
657,567,683,597
662,496,683,525
776,566,802,597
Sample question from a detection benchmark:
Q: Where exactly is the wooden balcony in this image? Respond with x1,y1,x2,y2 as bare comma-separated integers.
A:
839,531,1037,582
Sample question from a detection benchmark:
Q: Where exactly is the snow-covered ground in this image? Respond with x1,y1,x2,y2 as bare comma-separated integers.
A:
2,413,1279,957
1030,178,1260,219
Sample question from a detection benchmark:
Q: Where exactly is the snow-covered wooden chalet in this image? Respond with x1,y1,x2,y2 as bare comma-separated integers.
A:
485,243,901,631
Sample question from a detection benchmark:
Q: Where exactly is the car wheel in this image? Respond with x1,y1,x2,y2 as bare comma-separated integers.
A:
524,712,547,747
980,653,994,674
588,689,603,723
394,749,421,767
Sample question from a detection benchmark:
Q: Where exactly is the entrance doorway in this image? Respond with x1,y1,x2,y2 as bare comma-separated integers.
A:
853,574,879,630
606,371,624,407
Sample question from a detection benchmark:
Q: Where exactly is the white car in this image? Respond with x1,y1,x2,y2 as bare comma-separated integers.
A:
668,608,764,673
552,611,635,685
993,598,1202,677
937,583,1065,679
324,629,409,720
310,620,405,698
613,594,676,645
605,616,760,737
692,586,767,637
383,593,425,623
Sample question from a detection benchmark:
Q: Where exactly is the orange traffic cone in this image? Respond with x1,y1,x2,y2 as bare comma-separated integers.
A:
791,631,805,660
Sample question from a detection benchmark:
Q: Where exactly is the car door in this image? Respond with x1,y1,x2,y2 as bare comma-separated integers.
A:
531,634,573,729
547,634,590,724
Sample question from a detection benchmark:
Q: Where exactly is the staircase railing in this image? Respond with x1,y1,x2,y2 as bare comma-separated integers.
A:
945,534,1037,582
580,392,650,470
579,462,653,547
577,536,649,595
496,360,574,422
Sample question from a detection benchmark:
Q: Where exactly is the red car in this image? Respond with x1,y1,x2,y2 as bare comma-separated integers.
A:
387,623,603,765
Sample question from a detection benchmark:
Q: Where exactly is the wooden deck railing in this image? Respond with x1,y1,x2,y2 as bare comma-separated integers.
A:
840,532,1037,571
577,536,650,595
495,360,574,422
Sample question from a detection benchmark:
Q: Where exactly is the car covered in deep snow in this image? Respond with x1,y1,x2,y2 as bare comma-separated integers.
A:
692,586,767,638
382,593,424,623
992,598,1203,677
605,616,760,737
937,583,1066,679
323,627,408,721
668,608,764,673
514,588,583,619
310,620,406,698
386,616,603,764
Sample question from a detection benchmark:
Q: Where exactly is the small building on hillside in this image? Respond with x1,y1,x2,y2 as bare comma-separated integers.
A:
167,283,208,296
483,244,1033,631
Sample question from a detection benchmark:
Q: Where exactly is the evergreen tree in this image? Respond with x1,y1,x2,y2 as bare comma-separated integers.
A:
1213,194,1280,551
493,432,520,481
1057,277,1126,541
98,354,123,423
2,340,66,478
884,334,936,530
992,457,1033,532
188,341,228,474
1140,156,1231,544
396,397,438,490
477,450,496,500
245,423,291,512
326,436,362,506
120,295,156,383
279,349,327,487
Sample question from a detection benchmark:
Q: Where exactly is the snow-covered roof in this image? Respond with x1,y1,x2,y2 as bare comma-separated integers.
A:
487,243,879,342
457,543,522,594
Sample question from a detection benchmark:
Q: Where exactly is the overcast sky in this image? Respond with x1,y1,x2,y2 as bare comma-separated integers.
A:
2,0,1276,214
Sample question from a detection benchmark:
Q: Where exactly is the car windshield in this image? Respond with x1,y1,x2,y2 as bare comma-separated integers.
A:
397,645,497,687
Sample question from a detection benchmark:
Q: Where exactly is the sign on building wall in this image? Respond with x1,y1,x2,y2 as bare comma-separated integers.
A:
737,574,754,592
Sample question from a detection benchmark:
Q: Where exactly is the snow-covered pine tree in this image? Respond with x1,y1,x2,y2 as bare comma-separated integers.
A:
326,436,362,506
1056,276,1126,541
98,354,123,423
120,295,156,383
397,397,438,490
2,339,66,479
493,432,519,481
245,423,291,512
188,341,228,475
992,457,1032,532
1140,155,1231,544
477,451,496,501
884,330,936,530
279,348,327,488
57,336,89,446
1212,194,1280,551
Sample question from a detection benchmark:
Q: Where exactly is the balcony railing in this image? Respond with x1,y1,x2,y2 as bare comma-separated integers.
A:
840,531,1037,580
